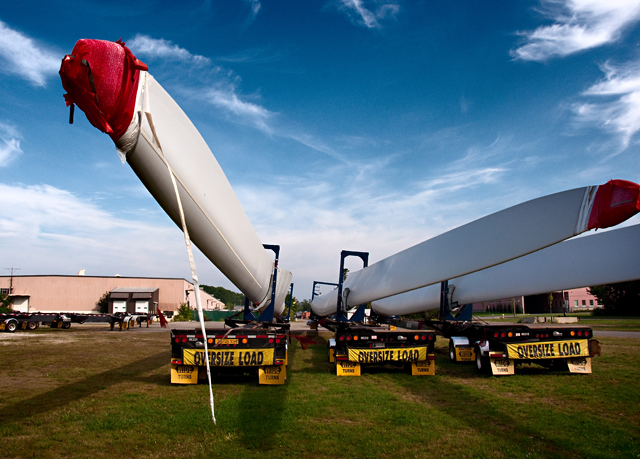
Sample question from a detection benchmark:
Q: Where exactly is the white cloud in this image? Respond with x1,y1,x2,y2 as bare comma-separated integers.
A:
333,0,400,29
0,19,60,86
0,183,197,279
572,60,640,151
512,0,640,62
204,88,273,133
0,122,23,166
243,0,262,26
127,34,211,65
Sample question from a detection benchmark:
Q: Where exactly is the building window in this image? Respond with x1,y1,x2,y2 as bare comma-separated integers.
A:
590,300,594,306
0,288,9,295
574,300,578,307
582,300,586,306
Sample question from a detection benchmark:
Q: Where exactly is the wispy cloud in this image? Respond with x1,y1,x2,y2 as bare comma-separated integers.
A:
129,35,275,132
512,0,640,62
243,0,262,27
0,19,60,86
127,34,211,65
572,59,640,152
331,0,400,29
0,122,22,166
204,88,273,133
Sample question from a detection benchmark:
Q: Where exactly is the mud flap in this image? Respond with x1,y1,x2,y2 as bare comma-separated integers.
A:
567,357,592,374
411,358,435,375
490,358,514,376
336,361,361,376
171,364,198,384
259,365,286,384
455,346,475,362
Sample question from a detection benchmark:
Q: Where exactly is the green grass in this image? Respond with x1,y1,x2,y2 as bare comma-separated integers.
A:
0,327,639,458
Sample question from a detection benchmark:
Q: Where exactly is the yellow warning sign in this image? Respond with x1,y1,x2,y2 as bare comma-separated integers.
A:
259,365,286,384
171,364,198,384
183,348,275,367
490,358,514,376
411,358,435,376
507,340,589,360
567,357,592,374
455,347,475,362
337,360,361,376
348,347,427,363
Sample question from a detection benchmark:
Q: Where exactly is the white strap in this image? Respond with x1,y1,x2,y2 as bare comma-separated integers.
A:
143,109,217,425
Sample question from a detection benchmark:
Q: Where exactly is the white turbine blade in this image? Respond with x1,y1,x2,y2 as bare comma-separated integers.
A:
371,223,640,316
312,182,639,316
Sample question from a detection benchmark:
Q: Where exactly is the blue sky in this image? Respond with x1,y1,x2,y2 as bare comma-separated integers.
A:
1,0,639,300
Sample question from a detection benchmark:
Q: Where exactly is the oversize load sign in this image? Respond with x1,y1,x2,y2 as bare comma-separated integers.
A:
348,347,427,363
183,348,275,367
507,340,589,360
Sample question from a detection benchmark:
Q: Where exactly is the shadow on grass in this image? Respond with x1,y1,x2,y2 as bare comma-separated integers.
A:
0,351,168,426
389,360,610,458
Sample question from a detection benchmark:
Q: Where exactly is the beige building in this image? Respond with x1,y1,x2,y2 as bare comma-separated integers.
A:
0,275,225,314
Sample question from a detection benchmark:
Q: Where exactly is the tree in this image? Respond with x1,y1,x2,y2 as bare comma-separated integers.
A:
285,293,298,316
588,281,640,316
173,302,194,322
298,299,312,312
0,293,12,314
96,291,109,314
200,284,244,309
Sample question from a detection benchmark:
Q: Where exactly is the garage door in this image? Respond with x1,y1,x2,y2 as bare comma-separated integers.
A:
135,301,149,314
113,300,127,313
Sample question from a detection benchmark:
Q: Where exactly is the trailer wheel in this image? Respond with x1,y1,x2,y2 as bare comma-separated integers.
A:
6,321,17,333
448,340,458,363
62,322,71,329
27,321,38,330
475,345,489,374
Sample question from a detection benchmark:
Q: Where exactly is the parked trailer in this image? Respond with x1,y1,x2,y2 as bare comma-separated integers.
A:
0,312,157,332
170,322,289,385
325,321,437,377
427,311,598,376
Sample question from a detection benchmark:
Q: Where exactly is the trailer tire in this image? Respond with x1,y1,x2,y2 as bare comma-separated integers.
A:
27,321,38,330
448,340,458,363
6,321,17,333
475,345,489,374
62,322,71,329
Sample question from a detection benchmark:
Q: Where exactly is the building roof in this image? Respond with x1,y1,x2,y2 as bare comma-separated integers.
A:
110,287,159,293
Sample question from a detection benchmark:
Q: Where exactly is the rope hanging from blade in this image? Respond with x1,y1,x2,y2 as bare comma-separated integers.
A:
140,88,216,424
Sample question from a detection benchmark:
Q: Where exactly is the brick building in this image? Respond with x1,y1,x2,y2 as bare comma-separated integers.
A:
472,287,601,314
0,275,225,314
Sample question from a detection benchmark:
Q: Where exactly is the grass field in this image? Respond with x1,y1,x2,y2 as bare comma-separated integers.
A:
1,326,638,459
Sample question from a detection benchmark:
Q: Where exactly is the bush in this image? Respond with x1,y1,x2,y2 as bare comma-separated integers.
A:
173,302,194,322
96,291,109,314
0,293,12,314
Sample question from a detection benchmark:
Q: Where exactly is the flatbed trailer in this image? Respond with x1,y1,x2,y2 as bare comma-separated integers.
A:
170,320,289,385
0,312,157,332
322,319,437,377
430,317,598,375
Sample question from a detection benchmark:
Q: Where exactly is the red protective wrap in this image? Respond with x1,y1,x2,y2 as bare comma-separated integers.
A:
587,179,640,230
59,39,148,141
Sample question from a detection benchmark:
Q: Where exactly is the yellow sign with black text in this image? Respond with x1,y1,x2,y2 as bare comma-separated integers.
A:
455,347,475,362
183,348,275,367
411,358,435,376
490,358,514,375
348,347,427,363
337,360,361,376
171,364,198,384
567,357,592,374
507,340,589,360
259,365,286,384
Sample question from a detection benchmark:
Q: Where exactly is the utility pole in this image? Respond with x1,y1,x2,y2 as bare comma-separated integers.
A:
5,268,20,294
